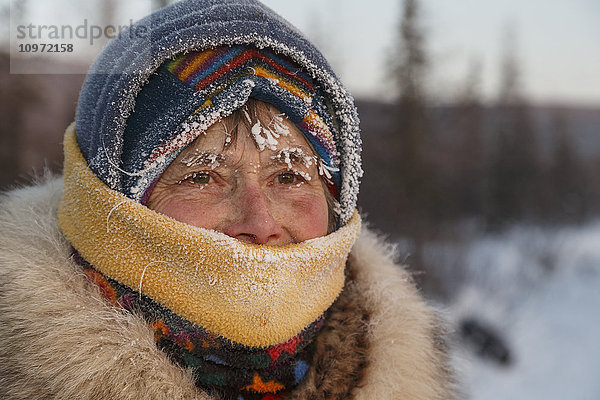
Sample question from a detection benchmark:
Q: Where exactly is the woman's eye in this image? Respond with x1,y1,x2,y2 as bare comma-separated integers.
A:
277,172,296,185
185,172,211,185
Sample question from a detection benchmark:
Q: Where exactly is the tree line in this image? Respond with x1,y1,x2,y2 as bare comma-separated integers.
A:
358,0,597,241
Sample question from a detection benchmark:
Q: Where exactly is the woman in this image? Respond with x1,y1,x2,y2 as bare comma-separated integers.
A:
0,0,455,399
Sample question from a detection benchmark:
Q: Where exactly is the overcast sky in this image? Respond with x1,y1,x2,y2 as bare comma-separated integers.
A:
6,0,600,106
261,0,600,106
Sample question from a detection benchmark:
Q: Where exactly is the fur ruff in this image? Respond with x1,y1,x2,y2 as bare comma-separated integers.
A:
0,177,455,399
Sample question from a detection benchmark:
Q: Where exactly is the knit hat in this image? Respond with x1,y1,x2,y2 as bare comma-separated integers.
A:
74,0,362,226
120,44,342,202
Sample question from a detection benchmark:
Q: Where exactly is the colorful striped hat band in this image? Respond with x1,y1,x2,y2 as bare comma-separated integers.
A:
121,45,341,203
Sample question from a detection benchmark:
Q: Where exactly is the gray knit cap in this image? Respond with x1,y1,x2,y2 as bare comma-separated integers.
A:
75,0,362,225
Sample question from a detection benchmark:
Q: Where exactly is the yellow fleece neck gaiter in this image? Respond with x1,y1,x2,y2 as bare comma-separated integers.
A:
58,125,361,348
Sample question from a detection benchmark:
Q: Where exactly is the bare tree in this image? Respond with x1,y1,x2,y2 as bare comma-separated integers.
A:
441,58,486,219
497,27,522,105
487,25,540,227
389,0,439,227
385,0,445,293
0,53,40,189
390,0,426,105
549,109,586,222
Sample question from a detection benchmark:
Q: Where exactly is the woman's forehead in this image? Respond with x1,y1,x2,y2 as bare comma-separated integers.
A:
183,112,315,159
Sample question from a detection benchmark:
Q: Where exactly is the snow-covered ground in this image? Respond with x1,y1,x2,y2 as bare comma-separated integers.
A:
425,221,600,399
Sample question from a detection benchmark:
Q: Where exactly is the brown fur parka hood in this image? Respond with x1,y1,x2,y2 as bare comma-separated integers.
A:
0,177,455,399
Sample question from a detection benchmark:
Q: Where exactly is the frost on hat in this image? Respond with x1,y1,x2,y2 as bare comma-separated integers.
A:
74,0,362,225
121,45,342,203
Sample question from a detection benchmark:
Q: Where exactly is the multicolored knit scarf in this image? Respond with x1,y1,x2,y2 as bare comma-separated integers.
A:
78,254,322,400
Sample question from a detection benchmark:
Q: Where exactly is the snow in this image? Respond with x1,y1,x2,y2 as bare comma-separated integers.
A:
437,220,600,399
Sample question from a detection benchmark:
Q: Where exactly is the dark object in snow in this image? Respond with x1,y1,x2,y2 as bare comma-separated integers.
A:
460,317,512,366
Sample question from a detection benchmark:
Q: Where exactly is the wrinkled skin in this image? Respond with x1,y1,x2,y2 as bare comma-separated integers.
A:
147,105,329,245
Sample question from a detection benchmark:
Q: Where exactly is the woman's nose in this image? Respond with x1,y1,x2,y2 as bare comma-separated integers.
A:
222,180,285,245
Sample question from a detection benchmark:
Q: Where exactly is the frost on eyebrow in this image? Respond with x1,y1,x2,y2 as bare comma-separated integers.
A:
272,147,316,169
271,147,318,182
270,147,342,183
179,149,226,169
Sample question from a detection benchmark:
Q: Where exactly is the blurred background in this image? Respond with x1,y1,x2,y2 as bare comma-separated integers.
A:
2,0,600,398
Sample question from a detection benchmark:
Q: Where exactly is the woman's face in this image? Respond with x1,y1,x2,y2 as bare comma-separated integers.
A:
147,107,330,245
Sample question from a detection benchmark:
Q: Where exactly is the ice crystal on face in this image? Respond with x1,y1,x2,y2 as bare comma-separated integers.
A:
262,127,280,150
251,121,268,150
331,197,342,215
269,113,290,137
180,150,225,169
247,161,261,174
250,119,286,152
242,106,253,126
293,169,311,182
273,147,315,171
317,159,339,180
